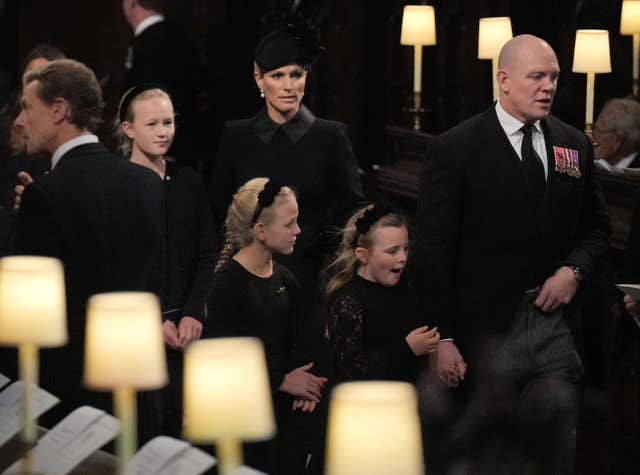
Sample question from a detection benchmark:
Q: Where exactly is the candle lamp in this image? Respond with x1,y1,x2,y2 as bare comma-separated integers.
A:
83,292,167,475
478,17,513,102
400,5,437,130
621,0,640,97
0,256,67,474
183,337,275,475
325,381,424,475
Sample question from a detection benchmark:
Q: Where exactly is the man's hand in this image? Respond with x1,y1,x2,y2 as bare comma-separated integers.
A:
279,362,328,402
292,398,318,412
177,316,203,347
535,266,579,313
14,171,33,211
430,341,466,388
162,320,181,349
406,325,440,356
624,294,640,318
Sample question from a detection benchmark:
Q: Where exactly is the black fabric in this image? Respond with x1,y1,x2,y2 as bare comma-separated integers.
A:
212,105,365,261
152,163,217,321
520,124,546,209
206,258,301,473
326,274,425,383
123,20,205,167
138,163,217,445
411,106,611,349
14,142,162,424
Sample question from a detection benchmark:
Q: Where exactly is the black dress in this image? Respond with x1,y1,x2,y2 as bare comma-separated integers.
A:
139,162,217,444
326,274,426,383
212,105,366,284
206,258,301,473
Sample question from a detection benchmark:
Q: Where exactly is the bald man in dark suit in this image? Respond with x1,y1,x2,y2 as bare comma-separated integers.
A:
412,35,610,473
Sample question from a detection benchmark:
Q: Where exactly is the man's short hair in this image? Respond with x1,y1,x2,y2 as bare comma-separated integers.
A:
20,44,66,76
600,98,640,150
24,59,103,133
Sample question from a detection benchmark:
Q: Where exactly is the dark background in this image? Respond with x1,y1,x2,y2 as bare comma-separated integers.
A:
0,0,632,171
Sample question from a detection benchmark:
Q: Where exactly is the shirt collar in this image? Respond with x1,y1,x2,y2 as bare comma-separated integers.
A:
51,134,99,170
495,100,542,136
134,14,165,37
254,104,316,144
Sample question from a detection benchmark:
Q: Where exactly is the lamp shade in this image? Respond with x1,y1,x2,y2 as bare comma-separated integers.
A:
83,292,167,390
621,0,640,34
183,337,275,443
478,17,513,59
0,256,67,346
572,29,612,73
400,5,436,46
325,381,424,475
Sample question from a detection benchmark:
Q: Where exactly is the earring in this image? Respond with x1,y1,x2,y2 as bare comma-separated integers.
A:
260,90,265,98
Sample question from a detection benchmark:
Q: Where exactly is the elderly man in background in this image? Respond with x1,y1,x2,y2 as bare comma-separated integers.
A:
593,98,640,174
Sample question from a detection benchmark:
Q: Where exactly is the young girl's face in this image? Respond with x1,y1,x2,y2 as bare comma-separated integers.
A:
124,95,175,158
357,225,409,287
261,196,301,255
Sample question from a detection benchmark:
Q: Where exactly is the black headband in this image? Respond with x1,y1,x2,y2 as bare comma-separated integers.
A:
118,83,167,123
251,180,285,224
353,204,394,247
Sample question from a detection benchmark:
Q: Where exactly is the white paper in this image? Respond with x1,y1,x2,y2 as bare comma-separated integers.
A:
128,436,216,475
617,283,640,299
0,373,9,389
236,465,268,475
0,381,59,446
3,406,120,475
155,447,216,475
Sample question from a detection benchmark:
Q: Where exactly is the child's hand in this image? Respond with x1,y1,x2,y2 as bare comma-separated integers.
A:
279,362,328,402
406,325,440,356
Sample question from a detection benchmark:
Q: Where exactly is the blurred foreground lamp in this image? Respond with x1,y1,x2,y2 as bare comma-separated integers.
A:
84,292,167,475
400,4,437,130
478,17,513,101
325,381,424,475
183,337,275,475
621,0,640,96
0,256,66,450
572,29,612,135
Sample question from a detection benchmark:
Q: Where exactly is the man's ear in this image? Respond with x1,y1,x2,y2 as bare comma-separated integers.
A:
497,69,509,94
355,246,369,265
51,97,69,125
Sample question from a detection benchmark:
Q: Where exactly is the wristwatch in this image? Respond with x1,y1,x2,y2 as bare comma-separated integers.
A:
567,265,584,285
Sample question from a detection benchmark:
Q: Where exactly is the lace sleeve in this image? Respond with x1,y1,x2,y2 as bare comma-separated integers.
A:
327,292,367,380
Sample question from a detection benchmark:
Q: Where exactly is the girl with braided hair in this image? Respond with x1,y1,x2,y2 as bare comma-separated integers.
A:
207,177,328,473
326,204,440,384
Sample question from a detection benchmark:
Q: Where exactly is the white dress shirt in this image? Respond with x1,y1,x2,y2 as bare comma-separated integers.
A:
495,100,549,180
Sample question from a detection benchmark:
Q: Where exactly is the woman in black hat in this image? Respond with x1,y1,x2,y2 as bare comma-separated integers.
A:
211,16,366,473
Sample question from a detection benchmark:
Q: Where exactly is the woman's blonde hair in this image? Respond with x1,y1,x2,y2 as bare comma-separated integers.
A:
113,87,172,158
325,205,407,298
215,177,296,271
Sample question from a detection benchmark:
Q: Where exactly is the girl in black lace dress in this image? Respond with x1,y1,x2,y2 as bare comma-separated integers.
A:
326,205,440,383
206,177,328,473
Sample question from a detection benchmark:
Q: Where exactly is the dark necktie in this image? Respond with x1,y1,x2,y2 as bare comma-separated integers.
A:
520,124,546,207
